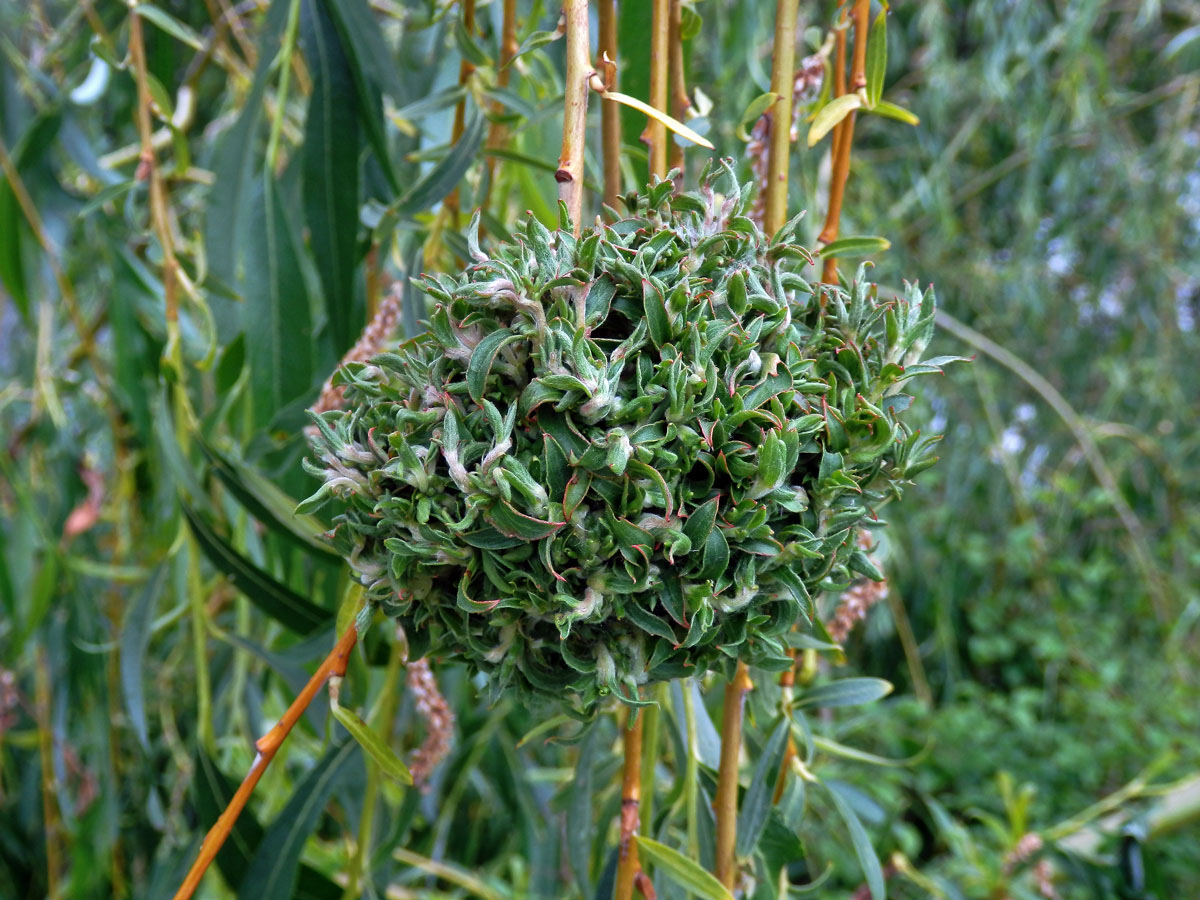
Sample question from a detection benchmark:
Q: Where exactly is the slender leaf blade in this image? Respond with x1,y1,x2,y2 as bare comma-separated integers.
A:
634,836,733,900
807,93,863,147
331,702,413,785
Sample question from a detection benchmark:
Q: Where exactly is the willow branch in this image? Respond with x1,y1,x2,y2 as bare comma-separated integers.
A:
445,0,477,226
819,0,868,283
763,0,800,236
171,625,359,900
556,0,592,235
597,0,622,208
666,0,689,179
615,706,645,900
715,661,753,890
642,0,670,180
483,0,519,210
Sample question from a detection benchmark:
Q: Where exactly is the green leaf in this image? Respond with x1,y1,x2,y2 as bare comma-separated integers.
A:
454,14,490,66
864,3,889,108
301,0,363,354
796,677,893,709
119,566,166,751
807,93,863,147
823,780,886,900
204,0,289,284
735,91,779,141
567,729,598,897
736,716,791,856
182,503,333,634
390,109,487,218
818,236,892,260
467,328,518,404
643,278,671,347
682,496,720,545
869,100,919,126
134,4,205,50
507,29,562,65
634,836,733,900
485,502,563,541
602,91,715,149
197,439,338,560
189,751,342,898
321,0,400,192
243,177,316,421
238,739,358,900
331,701,413,785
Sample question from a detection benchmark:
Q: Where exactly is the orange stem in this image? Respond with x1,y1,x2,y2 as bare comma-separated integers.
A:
615,705,645,900
598,0,622,209
820,0,869,283
715,661,753,889
171,624,359,900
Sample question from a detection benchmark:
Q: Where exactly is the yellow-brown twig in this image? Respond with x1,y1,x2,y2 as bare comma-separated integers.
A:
444,0,477,227
763,0,801,236
819,0,869,283
171,625,359,900
615,706,645,900
666,0,690,180
556,0,592,235
715,661,753,890
597,0,622,209
642,0,671,181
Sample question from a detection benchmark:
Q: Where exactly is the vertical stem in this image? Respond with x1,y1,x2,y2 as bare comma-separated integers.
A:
639,683,665,836
597,0,622,208
681,679,700,868
264,0,302,173
483,0,519,210
35,647,63,899
887,588,933,707
556,0,592,236
445,0,477,227
715,661,753,890
642,0,670,180
615,707,644,900
666,0,689,179
819,0,869,283
171,625,359,900
763,0,800,236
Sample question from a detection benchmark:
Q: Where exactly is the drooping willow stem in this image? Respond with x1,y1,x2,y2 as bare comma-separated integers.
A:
444,0,477,226
614,704,644,900
642,0,670,181
556,0,592,235
482,0,518,213
715,661,753,890
762,0,800,236
171,625,359,900
666,0,689,179
819,0,869,283
597,0,622,209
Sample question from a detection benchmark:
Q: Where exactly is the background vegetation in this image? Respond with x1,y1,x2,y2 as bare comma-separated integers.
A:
1,1,1198,898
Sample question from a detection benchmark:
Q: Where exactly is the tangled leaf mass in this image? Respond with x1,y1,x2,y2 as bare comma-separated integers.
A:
302,163,956,711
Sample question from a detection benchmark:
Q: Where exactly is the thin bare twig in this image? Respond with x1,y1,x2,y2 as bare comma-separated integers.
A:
556,0,592,234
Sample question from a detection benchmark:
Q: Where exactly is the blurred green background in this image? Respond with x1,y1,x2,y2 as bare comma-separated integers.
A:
1,1,1197,898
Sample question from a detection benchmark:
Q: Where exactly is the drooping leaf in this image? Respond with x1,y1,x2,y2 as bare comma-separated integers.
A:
736,716,791,856
807,93,863,147
602,91,716,149
243,177,316,422
237,739,358,900
182,503,332,634
301,0,363,354
818,236,892,260
331,702,413,785
869,100,919,126
864,3,889,108
134,4,206,50
119,566,166,751
634,836,733,900
796,677,893,709
823,780,886,900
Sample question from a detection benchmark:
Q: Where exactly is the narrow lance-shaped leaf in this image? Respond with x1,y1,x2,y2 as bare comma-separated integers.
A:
864,2,889,108
870,100,920,126
330,701,413,785
796,677,893,709
237,739,358,900
182,503,333,634
301,0,363,354
736,716,791,856
634,836,733,900
823,780,886,900
818,236,892,260
807,93,863,147
602,91,716,149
